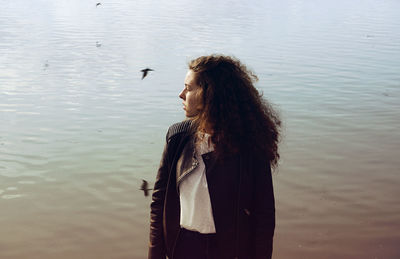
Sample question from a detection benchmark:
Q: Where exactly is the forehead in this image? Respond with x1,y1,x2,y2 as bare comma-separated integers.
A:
184,70,198,85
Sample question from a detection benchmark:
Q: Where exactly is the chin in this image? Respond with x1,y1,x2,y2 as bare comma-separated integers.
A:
185,112,193,118
185,113,199,119
184,110,200,118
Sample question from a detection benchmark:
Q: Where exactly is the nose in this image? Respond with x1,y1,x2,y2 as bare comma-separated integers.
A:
179,89,185,100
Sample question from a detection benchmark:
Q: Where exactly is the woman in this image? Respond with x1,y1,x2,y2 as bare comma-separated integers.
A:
149,55,281,259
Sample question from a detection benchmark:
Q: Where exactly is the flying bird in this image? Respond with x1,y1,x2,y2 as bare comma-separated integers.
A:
43,60,49,70
96,3,101,7
141,68,154,80
140,179,153,197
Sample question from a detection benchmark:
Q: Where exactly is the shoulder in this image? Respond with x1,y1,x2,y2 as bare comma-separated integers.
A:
166,120,194,142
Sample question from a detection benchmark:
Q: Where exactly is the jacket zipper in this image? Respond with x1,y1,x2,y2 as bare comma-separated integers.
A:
176,148,199,191
176,158,199,186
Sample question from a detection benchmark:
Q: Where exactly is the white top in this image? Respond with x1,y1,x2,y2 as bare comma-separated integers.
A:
178,133,216,234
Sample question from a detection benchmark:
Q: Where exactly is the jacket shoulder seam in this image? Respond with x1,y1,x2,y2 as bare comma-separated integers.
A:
166,120,193,141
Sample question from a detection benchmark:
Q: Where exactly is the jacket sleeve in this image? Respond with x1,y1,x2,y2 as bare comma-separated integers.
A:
253,159,275,259
148,137,170,259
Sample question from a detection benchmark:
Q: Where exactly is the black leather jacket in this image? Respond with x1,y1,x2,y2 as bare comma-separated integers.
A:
149,120,275,259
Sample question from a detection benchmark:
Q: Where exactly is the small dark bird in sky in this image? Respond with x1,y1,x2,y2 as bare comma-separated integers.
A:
141,68,154,80
96,3,101,7
43,60,49,70
140,179,153,197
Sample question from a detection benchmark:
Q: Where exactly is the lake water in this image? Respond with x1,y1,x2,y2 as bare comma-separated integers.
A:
1,0,399,258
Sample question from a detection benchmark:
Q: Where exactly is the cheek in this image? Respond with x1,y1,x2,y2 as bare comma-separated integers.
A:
187,94,194,106
193,92,203,110
187,90,203,110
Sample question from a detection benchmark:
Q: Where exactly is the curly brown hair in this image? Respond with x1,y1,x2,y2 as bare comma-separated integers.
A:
188,54,281,168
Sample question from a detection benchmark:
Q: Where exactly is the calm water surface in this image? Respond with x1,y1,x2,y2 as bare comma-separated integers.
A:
1,0,399,258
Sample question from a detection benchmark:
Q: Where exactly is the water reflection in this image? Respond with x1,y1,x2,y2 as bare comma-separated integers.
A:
1,0,400,258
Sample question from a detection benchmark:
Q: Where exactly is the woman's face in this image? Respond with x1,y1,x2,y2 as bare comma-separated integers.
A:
179,70,203,118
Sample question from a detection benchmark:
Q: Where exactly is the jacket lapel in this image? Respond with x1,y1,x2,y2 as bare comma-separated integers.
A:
176,137,199,187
